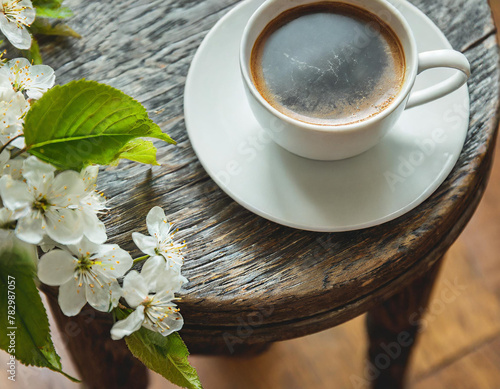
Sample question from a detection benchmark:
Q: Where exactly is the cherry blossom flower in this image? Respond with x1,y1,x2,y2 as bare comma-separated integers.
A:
0,57,54,148
0,84,28,148
38,237,133,316
110,270,184,340
132,207,186,290
0,156,86,245
79,165,107,244
0,57,55,99
0,0,35,50
32,166,108,249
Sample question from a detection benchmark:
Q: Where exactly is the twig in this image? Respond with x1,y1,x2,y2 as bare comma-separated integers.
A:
11,147,27,159
0,134,23,155
133,255,150,264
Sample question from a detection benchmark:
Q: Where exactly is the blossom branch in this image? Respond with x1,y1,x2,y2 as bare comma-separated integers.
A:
10,147,27,159
133,255,150,264
0,134,23,154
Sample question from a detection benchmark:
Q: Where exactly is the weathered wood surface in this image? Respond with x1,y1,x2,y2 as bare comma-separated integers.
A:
38,0,499,357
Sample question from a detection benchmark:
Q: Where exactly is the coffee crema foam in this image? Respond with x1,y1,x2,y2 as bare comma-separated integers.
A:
251,2,406,126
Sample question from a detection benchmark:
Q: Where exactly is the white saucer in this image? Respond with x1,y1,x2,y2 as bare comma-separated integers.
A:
184,0,469,232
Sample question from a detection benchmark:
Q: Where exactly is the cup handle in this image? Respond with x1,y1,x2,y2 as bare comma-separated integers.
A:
406,50,470,109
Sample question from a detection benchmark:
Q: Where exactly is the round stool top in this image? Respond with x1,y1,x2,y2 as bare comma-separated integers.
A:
45,0,500,349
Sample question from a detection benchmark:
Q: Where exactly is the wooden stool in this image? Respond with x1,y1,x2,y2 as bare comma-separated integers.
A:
40,0,499,388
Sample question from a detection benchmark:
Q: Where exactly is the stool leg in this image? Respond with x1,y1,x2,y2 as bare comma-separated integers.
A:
365,257,444,389
41,285,149,389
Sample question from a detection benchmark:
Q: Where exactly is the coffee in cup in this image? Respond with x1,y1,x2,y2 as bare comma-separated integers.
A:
240,0,470,160
250,2,406,126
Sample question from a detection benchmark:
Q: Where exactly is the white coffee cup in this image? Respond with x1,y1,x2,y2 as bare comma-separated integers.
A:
240,0,470,161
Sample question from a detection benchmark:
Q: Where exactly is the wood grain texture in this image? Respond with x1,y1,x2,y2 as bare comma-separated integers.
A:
7,224,498,388
32,0,500,354
152,237,500,389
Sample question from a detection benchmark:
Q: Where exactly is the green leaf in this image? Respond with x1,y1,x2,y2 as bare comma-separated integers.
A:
21,38,43,65
0,246,79,382
127,331,203,389
30,19,81,38
115,139,161,166
36,6,74,19
32,0,64,7
115,309,202,389
24,80,175,171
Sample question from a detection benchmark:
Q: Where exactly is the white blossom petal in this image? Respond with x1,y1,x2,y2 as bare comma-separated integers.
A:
81,208,107,244
0,16,31,49
95,244,133,278
0,69,11,89
22,156,55,182
146,206,172,239
158,249,184,270
142,303,183,337
122,270,149,308
83,191,106,211
38,250,76,286
23,64,55,99
0,84,16,100
3,157,90,245
65,237,100,258
0,1,34,50
108,278,123,309
0,88,28,141
58,276,87,317
110,305,145,340
155,268,188,294
2,156,23,180
49,238,129,317
85,275,119,313
80,165,99,191
45,208,84,245
0,149,9,173
140,255,165,292
140,257,186,293
9,135,24,149
50,170,85,206
15,211,44,244
19,0,35,22
5,57,30,69
38,235,57,253
0,175,32,211
132,232,157,256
